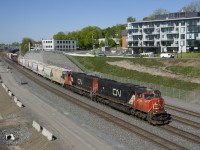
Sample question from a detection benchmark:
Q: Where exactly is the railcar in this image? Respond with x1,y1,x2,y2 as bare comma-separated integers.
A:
37,63,46,76
43,65,54,80
32,61,38,73
51,66,71,85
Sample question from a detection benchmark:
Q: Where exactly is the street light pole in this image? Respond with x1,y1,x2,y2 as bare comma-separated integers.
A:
181,46,183,58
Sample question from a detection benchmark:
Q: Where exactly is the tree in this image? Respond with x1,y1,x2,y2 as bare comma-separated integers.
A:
53,32,66,40
21,38,34,54
127,17,136,22
152,8,169,16
108,39,116,47
180,0,200,12
143,16,155,21
143,8,169,21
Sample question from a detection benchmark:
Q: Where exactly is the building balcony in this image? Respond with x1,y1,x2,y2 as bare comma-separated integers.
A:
161,38,174,41
143,25,154,29
143,38,154,41
169,44,179,47
132,32,142,35
196,37,200,40
151,31,160,34
126,26,138,30
160,24,174,28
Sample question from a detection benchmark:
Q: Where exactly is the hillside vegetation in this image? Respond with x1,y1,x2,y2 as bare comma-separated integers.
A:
74,56,200,91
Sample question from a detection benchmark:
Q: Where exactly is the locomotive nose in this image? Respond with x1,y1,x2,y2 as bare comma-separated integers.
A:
153,98,164,113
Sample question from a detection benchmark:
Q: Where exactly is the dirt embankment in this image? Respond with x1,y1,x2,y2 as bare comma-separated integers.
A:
0,85,55,150
107,60,200,84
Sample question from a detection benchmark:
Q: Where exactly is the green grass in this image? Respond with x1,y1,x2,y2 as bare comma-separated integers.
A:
179,52,200,58
166,65,200,77
74,56,200,91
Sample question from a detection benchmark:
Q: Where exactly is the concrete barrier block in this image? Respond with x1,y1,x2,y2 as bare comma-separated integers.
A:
5,87,8,92
42,127,53,141
16,101,23,108
14,96,18,103
1,83,5,88
8,91,13,97
32,120,41,132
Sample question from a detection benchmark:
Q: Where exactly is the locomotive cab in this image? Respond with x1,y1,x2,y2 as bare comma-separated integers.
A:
133,88,170,124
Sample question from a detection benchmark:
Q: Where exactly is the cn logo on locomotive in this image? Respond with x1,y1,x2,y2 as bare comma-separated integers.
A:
77,79,82,85
113,88,121,97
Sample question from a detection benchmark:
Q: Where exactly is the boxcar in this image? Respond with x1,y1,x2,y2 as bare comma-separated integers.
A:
28,60,34,70
25,59,29,69
32,62,38,73
44,65,55,80
38,63,45,76
51,67,70,85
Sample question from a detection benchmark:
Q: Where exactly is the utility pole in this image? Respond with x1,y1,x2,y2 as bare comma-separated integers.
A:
92,33,95,50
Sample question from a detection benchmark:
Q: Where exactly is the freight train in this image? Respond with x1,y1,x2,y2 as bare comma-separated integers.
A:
6,53,171,125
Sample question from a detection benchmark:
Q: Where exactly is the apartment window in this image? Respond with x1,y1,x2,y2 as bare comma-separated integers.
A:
181,41,185,46
60,41,62,43
181,34,185,39
181,27,185,33
63,41,65,43
57,41,59,43
181,21,185,26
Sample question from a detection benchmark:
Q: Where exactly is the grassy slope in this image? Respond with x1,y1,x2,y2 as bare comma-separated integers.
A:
166,65,200,77
74,56,200,91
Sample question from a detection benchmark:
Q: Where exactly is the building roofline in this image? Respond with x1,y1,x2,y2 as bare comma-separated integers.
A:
128,17,200,24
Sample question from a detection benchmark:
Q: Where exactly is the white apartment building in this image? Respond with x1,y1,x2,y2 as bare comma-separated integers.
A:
127,12,200,53
42,39,77,51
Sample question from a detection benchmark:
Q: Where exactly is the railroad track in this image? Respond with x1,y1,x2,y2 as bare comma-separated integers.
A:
5,58,200,149
166,104,200,118
161,125,200,144
171,115,200,129
166,104,200,129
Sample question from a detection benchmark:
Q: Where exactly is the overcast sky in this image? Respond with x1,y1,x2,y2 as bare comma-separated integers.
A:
0,0,195,44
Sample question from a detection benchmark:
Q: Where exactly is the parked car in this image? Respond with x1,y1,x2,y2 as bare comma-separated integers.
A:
97,52,106,57
160,53,174,58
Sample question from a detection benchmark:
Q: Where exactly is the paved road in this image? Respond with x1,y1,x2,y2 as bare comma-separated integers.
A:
0,61,114,150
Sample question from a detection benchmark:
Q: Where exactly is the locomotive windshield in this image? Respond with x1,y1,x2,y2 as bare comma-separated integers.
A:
144,94,154,100
144,91,161,100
